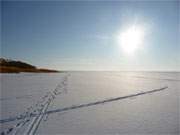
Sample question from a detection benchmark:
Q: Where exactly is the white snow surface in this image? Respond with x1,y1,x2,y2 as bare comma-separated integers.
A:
0,72,179,135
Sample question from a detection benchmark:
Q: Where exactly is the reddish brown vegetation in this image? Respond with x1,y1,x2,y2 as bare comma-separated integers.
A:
0,66,59,73
0,58,59,73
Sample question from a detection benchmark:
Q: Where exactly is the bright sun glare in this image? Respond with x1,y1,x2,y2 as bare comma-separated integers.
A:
118,25,144,54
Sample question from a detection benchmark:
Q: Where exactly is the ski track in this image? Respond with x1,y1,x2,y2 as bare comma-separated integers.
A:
0,94,33,101
109,73,180,82
0,86,168,125
0,73,70,135
131,76,180,82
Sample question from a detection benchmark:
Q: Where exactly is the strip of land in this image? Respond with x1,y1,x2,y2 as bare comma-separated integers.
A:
0,58,59,73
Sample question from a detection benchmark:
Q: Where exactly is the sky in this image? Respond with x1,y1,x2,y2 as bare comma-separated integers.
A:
1,1,180,71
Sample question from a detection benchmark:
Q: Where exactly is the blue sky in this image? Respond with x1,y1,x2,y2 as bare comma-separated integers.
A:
1,1,179,71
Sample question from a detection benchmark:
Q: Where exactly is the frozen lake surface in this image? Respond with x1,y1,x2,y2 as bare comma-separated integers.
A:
0,72,179,135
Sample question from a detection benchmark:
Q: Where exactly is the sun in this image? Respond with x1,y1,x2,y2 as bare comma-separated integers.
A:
118,25,144,54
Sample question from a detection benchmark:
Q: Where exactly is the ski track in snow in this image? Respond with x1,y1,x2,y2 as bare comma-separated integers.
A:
0,73,70,135
131,76,180,82
1,72,178,134
0,94,33,101
0,86,168,124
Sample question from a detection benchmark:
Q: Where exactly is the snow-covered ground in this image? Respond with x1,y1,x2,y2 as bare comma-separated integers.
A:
0,72,179,135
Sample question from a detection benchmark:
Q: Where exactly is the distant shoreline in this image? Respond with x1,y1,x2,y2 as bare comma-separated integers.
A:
0,66,59,73
0,58,59,73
